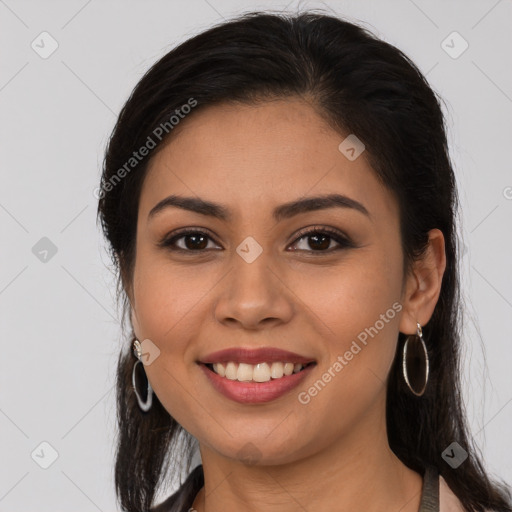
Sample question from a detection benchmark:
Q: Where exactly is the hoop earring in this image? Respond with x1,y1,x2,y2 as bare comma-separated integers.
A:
402,322,429,397
132,339,153,412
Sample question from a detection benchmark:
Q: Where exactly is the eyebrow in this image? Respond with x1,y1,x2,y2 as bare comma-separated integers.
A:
147,193,372,223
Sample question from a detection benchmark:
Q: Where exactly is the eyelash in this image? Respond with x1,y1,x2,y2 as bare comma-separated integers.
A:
158,225,355,255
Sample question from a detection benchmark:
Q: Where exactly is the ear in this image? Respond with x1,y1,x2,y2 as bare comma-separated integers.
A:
398,228,447,335
120,257,139,338
125,283,140,340
131,307,141,339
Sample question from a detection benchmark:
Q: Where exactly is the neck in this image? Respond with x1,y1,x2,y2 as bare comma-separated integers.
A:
190,402,423,512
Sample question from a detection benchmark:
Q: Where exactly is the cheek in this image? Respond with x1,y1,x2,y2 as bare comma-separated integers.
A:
294,247,402,337
132,257,208,420
293,248,402,395
132,247,207,347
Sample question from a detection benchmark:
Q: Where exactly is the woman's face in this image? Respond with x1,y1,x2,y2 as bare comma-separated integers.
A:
130,98,423,465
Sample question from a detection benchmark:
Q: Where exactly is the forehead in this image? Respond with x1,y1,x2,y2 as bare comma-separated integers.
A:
140,99,398,224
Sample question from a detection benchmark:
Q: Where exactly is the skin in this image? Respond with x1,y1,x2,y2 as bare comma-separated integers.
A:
128,97,446,512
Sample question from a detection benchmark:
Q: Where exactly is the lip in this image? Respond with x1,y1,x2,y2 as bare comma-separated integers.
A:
199,347,316,365
199,362,316,404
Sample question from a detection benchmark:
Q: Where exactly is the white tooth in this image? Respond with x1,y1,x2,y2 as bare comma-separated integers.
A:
270,362,284,379
283,362,294,376
253,363,271,382
216,361,306,381
225,362,238,380
213,363,226,377
237,363,253,382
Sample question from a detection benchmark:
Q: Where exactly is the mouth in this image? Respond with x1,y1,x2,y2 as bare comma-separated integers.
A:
202,361,317,383
198,346,317,384
198,358,317,404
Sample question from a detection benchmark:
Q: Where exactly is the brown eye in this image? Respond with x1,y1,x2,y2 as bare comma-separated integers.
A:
159,229,221,252
298,232,332,251
158,226,355,255
288,226,355,253
179,233,209,250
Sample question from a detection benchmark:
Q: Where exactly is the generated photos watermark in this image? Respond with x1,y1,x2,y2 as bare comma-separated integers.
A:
298,301,403,404
94,97,198,199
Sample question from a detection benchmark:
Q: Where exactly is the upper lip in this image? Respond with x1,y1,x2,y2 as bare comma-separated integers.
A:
199,347,316,365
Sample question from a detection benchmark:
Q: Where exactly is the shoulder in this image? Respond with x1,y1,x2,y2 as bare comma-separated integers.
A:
439,475,496,512
439,475,465,512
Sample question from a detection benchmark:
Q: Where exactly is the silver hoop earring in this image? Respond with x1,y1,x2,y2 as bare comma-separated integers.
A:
402,322,429,397
132,339,153,412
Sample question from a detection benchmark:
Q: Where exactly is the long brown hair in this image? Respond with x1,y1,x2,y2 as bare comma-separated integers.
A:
97,10,512,512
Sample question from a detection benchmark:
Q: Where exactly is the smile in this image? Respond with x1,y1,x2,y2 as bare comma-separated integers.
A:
199,361,317,404
206,361,316,382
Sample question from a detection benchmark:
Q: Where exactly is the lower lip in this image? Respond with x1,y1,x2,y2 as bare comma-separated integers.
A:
199,363,316,404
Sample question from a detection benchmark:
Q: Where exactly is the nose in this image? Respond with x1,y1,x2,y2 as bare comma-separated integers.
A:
213,248,294,331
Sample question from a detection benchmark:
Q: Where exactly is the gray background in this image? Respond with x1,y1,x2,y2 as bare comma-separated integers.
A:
0,0,511,510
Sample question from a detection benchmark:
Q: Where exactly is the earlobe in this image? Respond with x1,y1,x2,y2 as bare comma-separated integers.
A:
399,229,446,334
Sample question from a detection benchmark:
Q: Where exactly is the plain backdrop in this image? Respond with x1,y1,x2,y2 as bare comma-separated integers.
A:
0,0,511,510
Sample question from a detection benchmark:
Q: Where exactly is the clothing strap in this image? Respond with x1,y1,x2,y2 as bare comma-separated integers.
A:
419,465,440,512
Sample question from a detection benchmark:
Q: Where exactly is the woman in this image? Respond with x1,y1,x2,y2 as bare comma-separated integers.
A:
96,10,512,512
